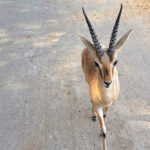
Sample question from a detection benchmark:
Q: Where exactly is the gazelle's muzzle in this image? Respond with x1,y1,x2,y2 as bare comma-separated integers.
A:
104,81,112,88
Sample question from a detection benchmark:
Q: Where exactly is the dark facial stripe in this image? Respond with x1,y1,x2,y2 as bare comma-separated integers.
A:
108,53,113,62
105,68,108,76
98,67,102,78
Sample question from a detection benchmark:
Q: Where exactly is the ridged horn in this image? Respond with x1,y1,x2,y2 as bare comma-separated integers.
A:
108,4,123,55
82,7,103,56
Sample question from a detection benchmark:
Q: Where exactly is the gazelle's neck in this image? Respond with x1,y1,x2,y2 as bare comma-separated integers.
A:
99,68,119,103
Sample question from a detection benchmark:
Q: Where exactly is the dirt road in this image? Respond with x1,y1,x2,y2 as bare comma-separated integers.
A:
0,0,150,150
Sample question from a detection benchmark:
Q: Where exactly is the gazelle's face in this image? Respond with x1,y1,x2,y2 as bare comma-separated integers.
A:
95,50,118,88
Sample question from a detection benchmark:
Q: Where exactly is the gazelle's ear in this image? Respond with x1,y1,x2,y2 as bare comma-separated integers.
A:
77,33,100,63
77,33,97,54
115,29,133,52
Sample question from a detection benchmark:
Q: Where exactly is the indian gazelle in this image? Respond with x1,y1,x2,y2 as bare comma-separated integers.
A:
78,4,132,150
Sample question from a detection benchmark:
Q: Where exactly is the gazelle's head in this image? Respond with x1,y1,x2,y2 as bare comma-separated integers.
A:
78,4,132,88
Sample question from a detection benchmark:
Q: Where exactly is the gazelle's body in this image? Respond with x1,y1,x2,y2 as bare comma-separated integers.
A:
78,4,132,150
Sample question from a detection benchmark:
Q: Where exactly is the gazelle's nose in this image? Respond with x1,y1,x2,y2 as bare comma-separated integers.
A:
104,81,112,88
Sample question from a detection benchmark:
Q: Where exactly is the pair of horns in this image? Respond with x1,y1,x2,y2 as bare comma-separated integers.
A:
82,4,123,55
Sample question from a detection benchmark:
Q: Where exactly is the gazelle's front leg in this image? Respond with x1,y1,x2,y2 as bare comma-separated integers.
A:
97,107,107,150
103,107,109,121
92,104,97,121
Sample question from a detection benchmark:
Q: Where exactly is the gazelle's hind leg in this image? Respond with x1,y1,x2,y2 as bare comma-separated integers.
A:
97,107,107,150
92,104,97,121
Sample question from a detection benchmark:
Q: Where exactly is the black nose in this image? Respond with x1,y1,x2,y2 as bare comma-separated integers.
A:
104,81,112,87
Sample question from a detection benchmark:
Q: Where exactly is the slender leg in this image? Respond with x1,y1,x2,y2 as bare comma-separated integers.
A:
97,107,107,150
92,104,97,121
103,107,109,121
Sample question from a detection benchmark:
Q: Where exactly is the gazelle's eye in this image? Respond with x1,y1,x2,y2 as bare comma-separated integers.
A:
113,60,118,66
94,62,99,67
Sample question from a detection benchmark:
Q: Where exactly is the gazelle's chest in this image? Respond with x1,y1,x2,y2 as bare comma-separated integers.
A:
102,87,113,103
101,82,120,107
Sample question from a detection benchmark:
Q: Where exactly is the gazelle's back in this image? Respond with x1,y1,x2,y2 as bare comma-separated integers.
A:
82,48,102,105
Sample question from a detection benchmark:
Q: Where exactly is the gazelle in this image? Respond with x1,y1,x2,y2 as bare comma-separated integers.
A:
78,4,132,150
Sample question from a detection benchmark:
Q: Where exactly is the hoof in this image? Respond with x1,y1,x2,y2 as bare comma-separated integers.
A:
100,132,106,138
103,114,106,118
92,116,97,122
